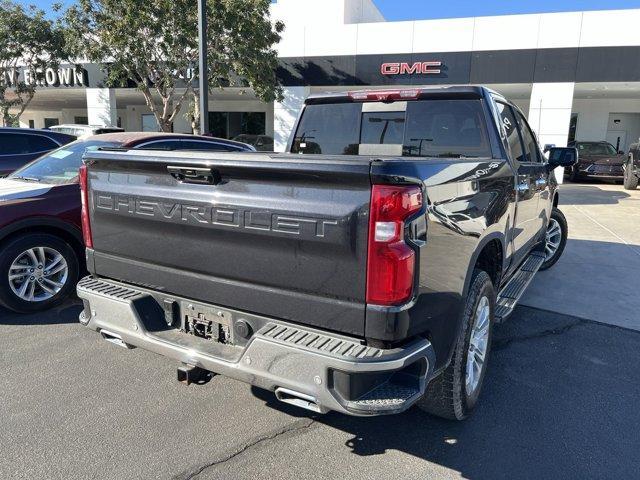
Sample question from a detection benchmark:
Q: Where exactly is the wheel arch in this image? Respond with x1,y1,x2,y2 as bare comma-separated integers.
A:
433,236,504,377
464,233,506,295
0,218,84,265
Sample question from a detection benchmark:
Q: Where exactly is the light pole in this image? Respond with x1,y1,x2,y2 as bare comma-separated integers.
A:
197,0,209,135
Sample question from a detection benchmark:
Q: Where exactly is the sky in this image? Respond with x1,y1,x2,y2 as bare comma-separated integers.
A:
373,0,640,20
15,0,640,20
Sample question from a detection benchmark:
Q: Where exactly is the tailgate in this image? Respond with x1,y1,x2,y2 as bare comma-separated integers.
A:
84,150,372,336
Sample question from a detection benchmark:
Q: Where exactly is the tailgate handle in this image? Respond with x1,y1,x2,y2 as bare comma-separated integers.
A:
168,166,220,185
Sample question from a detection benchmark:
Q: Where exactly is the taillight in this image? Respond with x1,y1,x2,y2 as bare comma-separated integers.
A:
78,164,93,248
366,185,422,306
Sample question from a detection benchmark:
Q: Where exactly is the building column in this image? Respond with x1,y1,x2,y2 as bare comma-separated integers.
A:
528,82,575,183
86,88,117,127
273,86,310,152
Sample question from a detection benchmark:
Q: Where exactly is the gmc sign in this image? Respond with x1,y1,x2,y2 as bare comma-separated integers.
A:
381,61,442,75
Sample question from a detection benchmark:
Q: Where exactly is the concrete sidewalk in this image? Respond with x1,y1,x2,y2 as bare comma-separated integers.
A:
522,183,640,331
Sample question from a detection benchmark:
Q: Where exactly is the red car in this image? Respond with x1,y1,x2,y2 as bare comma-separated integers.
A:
0,132,254,313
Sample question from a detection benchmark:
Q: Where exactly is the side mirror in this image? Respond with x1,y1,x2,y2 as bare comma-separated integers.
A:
547,147,578,169
543,143,556,153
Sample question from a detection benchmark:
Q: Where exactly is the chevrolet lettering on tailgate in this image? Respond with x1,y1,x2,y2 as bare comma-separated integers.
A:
94,192,339,239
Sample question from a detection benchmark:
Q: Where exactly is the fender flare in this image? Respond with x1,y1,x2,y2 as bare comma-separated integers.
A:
461,231,506,301
432,232,506,376
0,216,83,247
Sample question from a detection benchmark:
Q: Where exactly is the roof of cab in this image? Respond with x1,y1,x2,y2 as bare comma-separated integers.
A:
305,85,492,104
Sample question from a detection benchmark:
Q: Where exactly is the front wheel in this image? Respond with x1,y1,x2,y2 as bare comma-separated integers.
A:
539,208,568,271
416,269,495,420
0,233,79,313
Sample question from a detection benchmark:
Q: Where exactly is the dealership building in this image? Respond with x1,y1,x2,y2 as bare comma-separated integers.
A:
14,0,640,153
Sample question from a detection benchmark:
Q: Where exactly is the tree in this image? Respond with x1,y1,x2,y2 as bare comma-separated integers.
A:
65,0,284,133
0,1,66,127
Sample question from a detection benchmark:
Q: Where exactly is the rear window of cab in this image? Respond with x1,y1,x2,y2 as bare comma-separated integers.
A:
291,99,492,158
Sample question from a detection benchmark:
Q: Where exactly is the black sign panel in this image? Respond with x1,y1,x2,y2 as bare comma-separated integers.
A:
277,46,640,87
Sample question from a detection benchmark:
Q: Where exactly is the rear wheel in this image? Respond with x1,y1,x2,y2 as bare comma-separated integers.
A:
416,269,495,420
0,233,79,313
539,207,568,271
624,156,638,190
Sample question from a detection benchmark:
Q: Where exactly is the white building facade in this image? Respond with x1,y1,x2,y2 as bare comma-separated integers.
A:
16,0,640,154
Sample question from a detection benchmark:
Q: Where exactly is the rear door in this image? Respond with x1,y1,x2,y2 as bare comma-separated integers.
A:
85,150,372,336
495,102,540,265
514,110,549,229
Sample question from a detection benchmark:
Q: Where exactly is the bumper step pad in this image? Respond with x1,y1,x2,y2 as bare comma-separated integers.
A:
349,382,421,409
495,252,545,323
259,323,383,359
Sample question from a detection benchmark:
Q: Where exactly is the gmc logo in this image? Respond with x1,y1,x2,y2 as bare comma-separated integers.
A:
381,61,442,75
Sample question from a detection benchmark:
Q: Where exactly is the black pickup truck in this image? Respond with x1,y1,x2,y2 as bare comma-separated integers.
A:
76,86,577,419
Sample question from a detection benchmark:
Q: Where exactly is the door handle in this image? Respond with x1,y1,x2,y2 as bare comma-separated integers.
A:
167,166,220,185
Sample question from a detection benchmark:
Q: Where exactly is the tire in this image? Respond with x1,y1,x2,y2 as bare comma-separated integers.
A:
539,207,568,271
0,233,79,313
416,269,495,420
623,157,638,190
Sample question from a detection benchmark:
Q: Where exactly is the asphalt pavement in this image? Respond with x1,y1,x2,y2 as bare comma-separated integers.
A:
2,182,639,480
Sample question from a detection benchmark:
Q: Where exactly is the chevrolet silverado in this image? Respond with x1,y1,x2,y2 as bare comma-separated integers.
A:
76,86,577,419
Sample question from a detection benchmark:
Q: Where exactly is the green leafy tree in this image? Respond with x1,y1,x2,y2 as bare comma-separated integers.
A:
0,1,66,126
65,0,283,133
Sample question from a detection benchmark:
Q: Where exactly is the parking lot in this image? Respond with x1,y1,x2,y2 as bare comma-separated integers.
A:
1,182,639,480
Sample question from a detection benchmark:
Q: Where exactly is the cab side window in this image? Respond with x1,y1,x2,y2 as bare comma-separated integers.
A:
495,102,524,163
515,112,542,163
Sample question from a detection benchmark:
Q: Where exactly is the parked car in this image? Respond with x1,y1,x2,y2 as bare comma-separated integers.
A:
0,132,255,313
233,134,274,151
76,86,576,420
49,124,125,138
0,127,75,176
565,141,625,182
624,141,640,190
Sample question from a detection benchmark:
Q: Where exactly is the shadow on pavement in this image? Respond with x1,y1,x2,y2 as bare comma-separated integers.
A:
559,184,630,205
0,300,81,325
253,306,640,479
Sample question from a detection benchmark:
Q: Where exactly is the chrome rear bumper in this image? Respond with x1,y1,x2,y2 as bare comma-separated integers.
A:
77,276,435,416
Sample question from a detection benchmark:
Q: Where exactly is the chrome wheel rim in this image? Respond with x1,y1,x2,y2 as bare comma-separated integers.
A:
8,247,68,302
544,218,562,261
466,296,490,396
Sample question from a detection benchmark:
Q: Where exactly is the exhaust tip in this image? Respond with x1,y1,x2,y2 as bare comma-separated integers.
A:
100,330,134,349
274,387,327,414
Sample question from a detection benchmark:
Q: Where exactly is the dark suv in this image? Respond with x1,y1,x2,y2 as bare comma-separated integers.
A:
0,128,76,176
566,141,625,182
